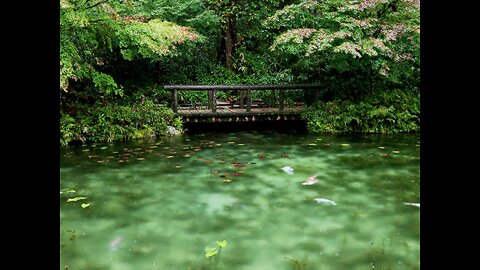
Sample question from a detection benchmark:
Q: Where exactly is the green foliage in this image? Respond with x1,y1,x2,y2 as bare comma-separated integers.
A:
204,240,228,269
60,101,182,145
116,19,201,61
302,89,419,134
60,0,200,99
265,0,420,99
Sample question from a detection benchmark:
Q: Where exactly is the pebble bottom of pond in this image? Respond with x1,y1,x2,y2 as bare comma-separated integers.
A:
60,131,420,270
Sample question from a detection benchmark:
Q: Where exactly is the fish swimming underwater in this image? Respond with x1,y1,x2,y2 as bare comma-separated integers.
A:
403,202,420,208
314,198,336,205
302,175,318,185
109,236,124,252
281,166,294,175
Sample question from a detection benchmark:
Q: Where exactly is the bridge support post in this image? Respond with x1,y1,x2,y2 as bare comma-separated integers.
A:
246,89,252,112
172,89,178,113
279,89,285,111
208,90,217,112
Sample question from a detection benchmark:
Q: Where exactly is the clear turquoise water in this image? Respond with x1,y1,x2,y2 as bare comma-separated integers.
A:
60,131,420,270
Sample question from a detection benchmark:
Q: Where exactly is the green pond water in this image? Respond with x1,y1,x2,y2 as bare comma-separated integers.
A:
60,130,420,270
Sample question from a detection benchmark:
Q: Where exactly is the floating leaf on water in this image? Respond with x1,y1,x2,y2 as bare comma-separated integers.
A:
215,144,222,146
227,141,235,144
307,143,317,146
340,144,350,147
166,156,175,159
392,151,400,154
223,179,233,183
237,143,245,146
137,158,145,160
60,189,76,194
379,153,389,157
81,203,90,208
316,138,323,141
175,165,182,169
66,197,87,202
216,240,227,248
205,247,218,257
378,147,386,149
183,154,191,158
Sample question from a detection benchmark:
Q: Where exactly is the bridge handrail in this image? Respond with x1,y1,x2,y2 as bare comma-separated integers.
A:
164,84,321,113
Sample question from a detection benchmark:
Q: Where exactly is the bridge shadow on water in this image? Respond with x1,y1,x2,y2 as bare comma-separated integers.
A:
183,119,308,134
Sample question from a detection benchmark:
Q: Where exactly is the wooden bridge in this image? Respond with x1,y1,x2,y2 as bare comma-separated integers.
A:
164,84,321,123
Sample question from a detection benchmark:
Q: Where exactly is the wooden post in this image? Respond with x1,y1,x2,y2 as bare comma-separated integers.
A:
212,90,217,112
172,89,178,113
279,89,285,111
239,90,244,109
246,89,252,112
208,90,213,111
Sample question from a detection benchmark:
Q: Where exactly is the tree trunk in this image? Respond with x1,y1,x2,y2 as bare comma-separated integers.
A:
225,13,236,70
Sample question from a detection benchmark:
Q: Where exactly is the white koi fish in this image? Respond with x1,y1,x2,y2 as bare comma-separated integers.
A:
281,166,294,175
314,198,336,205
404,202,420,208
109,236,124,252
302,175,318,185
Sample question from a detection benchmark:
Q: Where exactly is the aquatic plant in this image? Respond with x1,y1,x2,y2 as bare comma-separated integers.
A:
205,240,228,269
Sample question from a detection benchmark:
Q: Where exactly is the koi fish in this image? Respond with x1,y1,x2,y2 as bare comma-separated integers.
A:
302,175,318,185
403,202,420,208
109,236,124,252
281,166,294,175
314,198,336,205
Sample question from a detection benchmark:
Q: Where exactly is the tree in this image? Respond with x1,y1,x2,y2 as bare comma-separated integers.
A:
264,0,420,99
60,0,200,109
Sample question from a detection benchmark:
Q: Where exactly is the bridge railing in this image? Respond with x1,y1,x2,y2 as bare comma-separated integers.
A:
164,84,321,113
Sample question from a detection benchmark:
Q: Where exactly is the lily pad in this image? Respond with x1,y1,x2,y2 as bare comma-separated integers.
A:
66,197,87,202
205,247,218,258
60,189,76,194
81,203,90,208
216,240,228,248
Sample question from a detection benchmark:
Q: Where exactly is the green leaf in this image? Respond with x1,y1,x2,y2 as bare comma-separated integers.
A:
66,197,87,202
216,240,227,248
205,247,218,257
81,203,91,208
